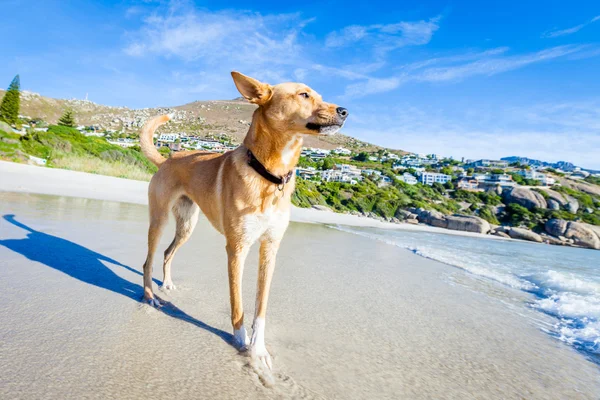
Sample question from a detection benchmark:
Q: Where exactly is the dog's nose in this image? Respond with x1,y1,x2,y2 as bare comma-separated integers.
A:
336,107,348,119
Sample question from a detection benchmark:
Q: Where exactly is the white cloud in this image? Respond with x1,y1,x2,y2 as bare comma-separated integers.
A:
340,45,591,97
325,16,441,50
542,15,600,38
416,45,584,82
124,6,307,70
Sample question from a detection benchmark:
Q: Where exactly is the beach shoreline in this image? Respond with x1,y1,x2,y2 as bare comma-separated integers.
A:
0,160,512,241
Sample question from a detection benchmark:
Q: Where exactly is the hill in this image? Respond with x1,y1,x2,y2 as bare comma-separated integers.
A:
0,89,392,153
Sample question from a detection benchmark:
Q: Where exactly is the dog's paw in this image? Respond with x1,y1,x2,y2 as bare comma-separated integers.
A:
160,281,176,291
146,297,162,308
233,327,250,351
251,345,273,371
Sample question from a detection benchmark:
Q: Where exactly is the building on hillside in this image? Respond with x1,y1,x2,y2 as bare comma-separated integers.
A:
467,159,509,169
474,173,515,189
362,169,382,177
397,173,417,185
379,176,392,187
158,133,180,143
333,147,352,156
321,169,359,184
518,170,556,186
296,167,318,180
456,177,480,191
420,172,451,186
195,139,223,150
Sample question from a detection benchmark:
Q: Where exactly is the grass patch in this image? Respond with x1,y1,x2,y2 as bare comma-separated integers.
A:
51,154,153,181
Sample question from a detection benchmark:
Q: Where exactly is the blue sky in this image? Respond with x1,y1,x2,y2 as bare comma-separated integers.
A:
2,0,600,168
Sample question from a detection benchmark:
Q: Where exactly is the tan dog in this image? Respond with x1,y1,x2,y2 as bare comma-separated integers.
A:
139,72,348,370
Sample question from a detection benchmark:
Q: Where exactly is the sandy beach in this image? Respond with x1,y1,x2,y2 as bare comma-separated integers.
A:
1,162,599,399
0,161,514,241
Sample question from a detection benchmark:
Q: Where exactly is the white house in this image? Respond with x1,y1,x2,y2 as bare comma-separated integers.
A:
518,170,556,186
333,147,352,156
195,139,222,150
158,133,180,143
397,173,417,185
420,172,451,186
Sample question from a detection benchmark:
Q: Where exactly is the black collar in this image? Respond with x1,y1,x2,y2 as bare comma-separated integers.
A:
246,149,294,186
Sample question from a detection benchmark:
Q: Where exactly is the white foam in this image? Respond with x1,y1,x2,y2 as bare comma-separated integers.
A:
331,224,600,357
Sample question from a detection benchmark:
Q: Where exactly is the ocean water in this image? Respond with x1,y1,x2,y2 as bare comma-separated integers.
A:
332,225,600,362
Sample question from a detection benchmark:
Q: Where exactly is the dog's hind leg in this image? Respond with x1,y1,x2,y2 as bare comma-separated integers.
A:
142,185,172,307
161,196,200,290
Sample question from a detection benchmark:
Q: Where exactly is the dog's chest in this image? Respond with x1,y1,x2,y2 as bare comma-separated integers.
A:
241,207,289,245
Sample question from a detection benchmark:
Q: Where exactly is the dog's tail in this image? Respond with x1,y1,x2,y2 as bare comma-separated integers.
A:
140,114,172,167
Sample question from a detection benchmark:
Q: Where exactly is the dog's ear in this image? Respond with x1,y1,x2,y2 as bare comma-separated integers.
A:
231,72,273,105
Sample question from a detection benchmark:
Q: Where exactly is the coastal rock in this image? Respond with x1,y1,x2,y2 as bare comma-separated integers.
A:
547,199,560,211
565,196,579,214
395,209,413,220
564,222,600,250
445,215,491,234
405,218,419,225
311,205,331,212
503,187,547,210
507,227,543,243
416,210,447,228
542,189,567,206
492,231,511,239
540,234,567,246
416,211,490,234
545,219,568,237
546,219,600,250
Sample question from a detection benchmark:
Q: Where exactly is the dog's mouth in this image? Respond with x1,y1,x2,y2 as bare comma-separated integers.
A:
305,122,344,135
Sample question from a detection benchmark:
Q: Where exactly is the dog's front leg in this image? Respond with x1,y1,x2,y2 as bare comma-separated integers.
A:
226,241,250,349
250,238,280,370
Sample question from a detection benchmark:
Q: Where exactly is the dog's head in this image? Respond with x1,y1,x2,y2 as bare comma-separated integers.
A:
231,71,348,136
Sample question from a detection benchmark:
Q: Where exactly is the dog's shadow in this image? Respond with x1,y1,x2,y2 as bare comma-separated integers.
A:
0,214,234,346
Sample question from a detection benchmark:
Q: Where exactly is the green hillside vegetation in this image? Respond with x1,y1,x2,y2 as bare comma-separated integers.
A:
293,174,463,218
1,125,157,180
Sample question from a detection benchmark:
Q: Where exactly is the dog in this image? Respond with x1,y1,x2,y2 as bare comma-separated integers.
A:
139,71,348,370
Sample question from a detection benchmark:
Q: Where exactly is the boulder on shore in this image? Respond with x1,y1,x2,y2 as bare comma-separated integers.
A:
445,215,491,234
545,219,569,237
565,222,600,250
416,210,490,234
503,187,547,210
491,230,511,239
545,219,600,250
507,227,543,243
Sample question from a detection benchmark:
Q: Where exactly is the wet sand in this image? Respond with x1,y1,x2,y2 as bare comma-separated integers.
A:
0,191,598,399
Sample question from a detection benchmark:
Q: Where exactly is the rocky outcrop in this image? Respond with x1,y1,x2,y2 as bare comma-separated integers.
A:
416,210,490,234
547,199,560,210
491,230,511,239
503,187,547,210
545,219,600,250
564,222,600,250
446,215,491,234
545,219,569,237
506,227,543,243
565,196,579,214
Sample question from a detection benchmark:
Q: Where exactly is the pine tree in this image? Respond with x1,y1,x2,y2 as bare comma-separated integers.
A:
0,75,21,125
58,109,76,127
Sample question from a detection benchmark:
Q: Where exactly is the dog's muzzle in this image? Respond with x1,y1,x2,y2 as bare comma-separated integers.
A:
306,108,348,135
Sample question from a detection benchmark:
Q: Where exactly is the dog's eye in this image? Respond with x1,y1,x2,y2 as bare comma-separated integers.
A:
299,92,310,99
